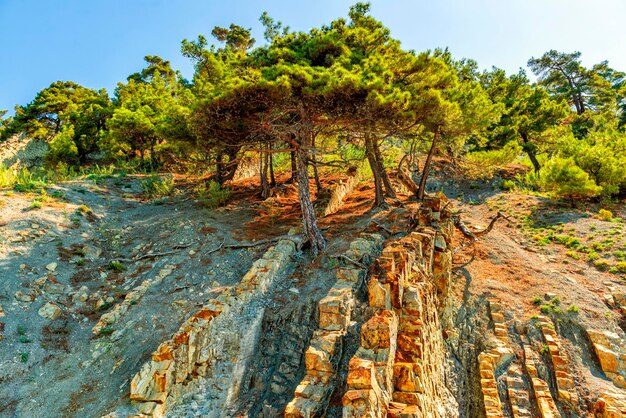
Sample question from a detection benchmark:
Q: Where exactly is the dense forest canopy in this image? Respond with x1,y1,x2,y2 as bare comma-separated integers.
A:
1,2,625,252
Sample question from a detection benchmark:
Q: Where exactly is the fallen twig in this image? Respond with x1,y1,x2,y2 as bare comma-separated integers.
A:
331,254,367,269
371,220,393,235
206,238,225,255
224,235,303,249
112,243,193,263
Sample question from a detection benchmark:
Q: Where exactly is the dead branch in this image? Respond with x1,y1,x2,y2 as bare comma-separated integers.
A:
453,211,509,254
371,220,393,235
331,254,367,269
224,235,304,249
206,238,225,255
112,243,193,263
473,211,509,237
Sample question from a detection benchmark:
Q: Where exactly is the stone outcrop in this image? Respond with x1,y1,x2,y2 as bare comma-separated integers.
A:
588,329,626,389
284,233,384,417
536,317,578,408
478,300,514,418
0,134,48,169
523,340,562,418
342,195,457,417
127,239,297,416
596,389,626,417
322,172,360,216
93,265,175,336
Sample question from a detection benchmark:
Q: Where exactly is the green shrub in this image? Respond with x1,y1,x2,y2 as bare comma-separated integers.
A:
198,181,231,209
107,260,125,271
13,168,48,192
596,209,614,222
540,304,553,314
552,234,580,249
587,251,600,261
539,157,602,202
500,179,516,191
567,304,580,313
592,242,605,252
47,125,79,165
140,174,173,198
594,259,610,271
614,262,626,274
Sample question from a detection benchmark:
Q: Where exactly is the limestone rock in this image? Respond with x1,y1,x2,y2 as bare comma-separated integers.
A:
38,302,62,320
15,291,34,303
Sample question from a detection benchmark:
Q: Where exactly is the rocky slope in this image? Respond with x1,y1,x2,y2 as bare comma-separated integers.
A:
1,169,626,417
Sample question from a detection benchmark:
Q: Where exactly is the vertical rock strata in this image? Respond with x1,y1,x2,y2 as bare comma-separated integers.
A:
342,195,457,417
284,233,384,417
127,239,297,416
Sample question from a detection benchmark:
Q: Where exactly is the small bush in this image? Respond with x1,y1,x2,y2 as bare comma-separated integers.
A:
76,204,92,216
500,179,516,191
587,251,600,261
592,242,605,252
565,251,580,260
539,157,602,203
107,260,125,271
614,262,626,274
99,326,114,335
532,296,542,305
141,174,173,198
20,352,29,363
594,259,610,271
567,304,580,313
596,209,614,222
540,304,553,314
29,195,47,210
198,181,231,209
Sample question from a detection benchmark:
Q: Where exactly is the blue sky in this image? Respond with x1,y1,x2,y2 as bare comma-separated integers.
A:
1,0,625,114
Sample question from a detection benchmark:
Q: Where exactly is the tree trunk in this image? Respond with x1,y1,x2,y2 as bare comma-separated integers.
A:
365,132,385,207
269,145,276,187
296,144,326,255
260,148,270,199
521,133,541,175
372,136,396,198
215,153,224,185
290,150,297,184
417,128,440,201
295,105,326,255
311,135,322,192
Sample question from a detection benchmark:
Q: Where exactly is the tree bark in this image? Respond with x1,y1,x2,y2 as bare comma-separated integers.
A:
269,145,276,187
295,105,326,255
260,147,270,199
289,150,297,184
365,132,385,206
311,135,323,192
521,133,541,175
372,136,396,198
417,128,440,201
215,153,224,185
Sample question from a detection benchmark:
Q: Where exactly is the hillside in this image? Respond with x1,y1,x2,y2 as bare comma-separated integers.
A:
0,160,625,417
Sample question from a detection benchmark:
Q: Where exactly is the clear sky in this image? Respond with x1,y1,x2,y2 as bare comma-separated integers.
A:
1,0,625,114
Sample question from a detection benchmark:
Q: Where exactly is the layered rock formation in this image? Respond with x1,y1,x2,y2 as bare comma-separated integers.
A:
342,195,457,417
284,233,383,416
128,238,297,416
